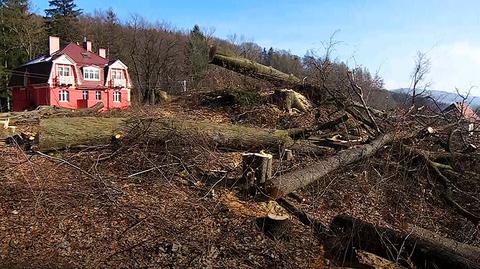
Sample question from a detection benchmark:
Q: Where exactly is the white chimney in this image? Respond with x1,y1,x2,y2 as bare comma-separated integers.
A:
84,41,92,52
98,48,107,58
49,36,60,55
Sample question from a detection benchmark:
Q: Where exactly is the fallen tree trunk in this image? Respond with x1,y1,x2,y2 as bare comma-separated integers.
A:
209,49,386,132
329,215,480,269
267,131,398,198
210,50,301,86
0,102,105,124
8,116,333,153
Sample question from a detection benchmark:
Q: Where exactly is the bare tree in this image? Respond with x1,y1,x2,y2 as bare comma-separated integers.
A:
410,51,431,106
126,16,180,104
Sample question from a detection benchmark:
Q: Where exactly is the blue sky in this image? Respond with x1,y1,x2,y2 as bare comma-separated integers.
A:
30,0,480,95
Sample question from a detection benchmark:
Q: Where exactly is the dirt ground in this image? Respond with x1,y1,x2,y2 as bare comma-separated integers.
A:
1,94,479,268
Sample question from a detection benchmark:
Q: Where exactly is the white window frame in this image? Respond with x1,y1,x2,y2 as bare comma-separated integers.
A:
95,90,102,101
59,90,69,102
82,90,89,100
112,70,123,79
83,67,100,81
56,65,71,77
113,91,121,102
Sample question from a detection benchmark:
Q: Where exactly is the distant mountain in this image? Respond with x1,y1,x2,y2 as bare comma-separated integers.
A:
391,88,480,109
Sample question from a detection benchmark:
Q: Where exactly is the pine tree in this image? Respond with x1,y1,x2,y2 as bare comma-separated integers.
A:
44,0,82,42
188,24,209,86
266,47,274,66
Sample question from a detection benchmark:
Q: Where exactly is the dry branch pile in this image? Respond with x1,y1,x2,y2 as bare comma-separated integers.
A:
1,51,479,268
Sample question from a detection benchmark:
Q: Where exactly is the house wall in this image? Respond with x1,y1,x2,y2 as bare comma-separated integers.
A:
12,86,50,111
12,88,27,111
49,87,130,111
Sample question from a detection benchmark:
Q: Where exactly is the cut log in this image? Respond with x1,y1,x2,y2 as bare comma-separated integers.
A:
268,131,398,198
1,102,105,124
272,89,312,113
210,51,301,86
6,117,301,152
329,215,480,269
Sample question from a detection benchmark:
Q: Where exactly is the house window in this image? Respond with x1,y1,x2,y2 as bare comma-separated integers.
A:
82,90,89,100
112,70,122,79
59,90,69,102
95,91,102,100
113,91,121,102
56,66,70,77
83,67,100,81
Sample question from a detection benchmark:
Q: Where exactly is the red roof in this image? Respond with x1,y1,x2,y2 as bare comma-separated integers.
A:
445,102,480,122
57,43,109,66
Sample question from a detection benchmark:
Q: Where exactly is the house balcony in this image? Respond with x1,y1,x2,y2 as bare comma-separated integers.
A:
56,76,74,86
112,78,126,88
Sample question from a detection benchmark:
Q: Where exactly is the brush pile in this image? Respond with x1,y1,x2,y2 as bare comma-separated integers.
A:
0,51,479,268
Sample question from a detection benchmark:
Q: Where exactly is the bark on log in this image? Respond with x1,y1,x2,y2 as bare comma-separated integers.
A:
329,215,480,269
267,131,398,198
8,117,324,153
0,102,105,124
210,51,301,86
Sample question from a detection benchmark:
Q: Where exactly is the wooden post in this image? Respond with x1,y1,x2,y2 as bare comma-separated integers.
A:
242,152,273,192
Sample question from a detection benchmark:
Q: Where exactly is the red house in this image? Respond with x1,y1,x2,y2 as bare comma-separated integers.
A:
9,36,132,111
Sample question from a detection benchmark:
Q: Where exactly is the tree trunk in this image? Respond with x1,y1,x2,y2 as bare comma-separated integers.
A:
267,131,397,198
329,215,480,269
210,51,301,86
10,117,300,152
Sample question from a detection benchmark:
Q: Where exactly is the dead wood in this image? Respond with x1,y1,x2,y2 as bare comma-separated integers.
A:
318,114,349,130
1,102,105,124
276,197,331,236
404,145,480,224
268,131,399,198
272,89,313,113
209,49,301,86
329,215,480,269
242,152,273,192
8,116,328,153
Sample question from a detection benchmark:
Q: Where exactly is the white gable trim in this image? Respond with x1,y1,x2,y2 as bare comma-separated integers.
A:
52,54,76,65
49,54,78,87
105,60,131,87
109,60,128,69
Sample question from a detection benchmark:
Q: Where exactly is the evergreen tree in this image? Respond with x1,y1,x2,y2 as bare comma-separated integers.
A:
266,47,274,66
188,24,209,86
45,0,82,42
0,0,44,111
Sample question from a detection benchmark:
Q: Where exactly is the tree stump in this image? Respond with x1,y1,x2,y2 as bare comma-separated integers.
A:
283,149,294,161
255,201,291,240
242,152,273,193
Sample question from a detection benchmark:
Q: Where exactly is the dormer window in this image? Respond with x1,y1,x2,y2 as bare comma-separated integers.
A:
83,67,100,81
112,70,123,79
56,65,71,77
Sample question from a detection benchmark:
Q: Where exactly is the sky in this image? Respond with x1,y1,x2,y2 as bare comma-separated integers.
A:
30,0,480,95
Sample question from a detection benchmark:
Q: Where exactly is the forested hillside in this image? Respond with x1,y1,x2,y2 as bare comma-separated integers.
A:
0,0,388,110
1,1,479,268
